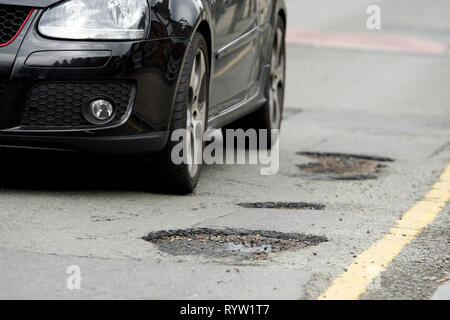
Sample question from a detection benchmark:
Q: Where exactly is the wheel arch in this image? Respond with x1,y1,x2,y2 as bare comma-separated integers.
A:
196,20,213,74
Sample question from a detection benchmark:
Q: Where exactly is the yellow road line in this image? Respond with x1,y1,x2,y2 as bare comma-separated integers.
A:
318,164,450,300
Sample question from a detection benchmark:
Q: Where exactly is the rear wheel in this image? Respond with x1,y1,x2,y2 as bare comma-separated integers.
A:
224,18,286,148
266,21,286,133
147,33,208,194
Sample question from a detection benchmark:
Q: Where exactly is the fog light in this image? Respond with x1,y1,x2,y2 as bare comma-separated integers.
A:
90,99,114,121
82,97,116,125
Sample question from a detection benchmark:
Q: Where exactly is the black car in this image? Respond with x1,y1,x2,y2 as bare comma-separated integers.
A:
0,0,286,193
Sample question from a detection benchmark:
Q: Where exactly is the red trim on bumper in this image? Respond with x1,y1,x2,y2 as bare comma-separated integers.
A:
0,9,34,48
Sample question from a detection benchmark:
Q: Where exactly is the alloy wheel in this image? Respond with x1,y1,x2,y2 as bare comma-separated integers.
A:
269,26,286,130
186,49,207,178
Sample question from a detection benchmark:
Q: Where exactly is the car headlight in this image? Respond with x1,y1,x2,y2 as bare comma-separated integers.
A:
38,0,150,40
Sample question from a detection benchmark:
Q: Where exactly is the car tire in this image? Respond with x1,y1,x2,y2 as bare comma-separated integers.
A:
147,33,209,194
223,18,286,149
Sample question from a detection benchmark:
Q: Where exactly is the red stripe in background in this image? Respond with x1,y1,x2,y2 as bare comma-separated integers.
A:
0,9,34,48
287,29,449,55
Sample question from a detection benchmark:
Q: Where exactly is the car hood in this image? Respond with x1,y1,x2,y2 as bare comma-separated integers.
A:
0,0,62,8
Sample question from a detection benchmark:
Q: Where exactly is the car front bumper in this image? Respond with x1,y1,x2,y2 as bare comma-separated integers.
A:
0,8,189,154
0,131,169,154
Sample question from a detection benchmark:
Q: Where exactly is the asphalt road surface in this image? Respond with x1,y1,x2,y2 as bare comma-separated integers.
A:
1,0,449,300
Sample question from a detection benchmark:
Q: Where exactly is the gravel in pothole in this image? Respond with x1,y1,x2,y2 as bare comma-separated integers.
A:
144,228,327,260
297,152,394,180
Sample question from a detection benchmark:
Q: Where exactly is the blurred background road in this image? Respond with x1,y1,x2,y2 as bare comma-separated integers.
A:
0,0,449,300
288,0,450,41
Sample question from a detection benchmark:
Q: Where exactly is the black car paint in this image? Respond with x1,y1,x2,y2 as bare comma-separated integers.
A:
0,0,286,154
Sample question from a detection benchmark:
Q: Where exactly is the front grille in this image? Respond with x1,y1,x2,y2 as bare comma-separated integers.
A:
21,82,135,128
0,5,33,47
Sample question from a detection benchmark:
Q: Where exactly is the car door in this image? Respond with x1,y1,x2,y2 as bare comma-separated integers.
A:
209,0,261,116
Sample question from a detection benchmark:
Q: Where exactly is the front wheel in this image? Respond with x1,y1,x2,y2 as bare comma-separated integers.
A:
147,33,209,194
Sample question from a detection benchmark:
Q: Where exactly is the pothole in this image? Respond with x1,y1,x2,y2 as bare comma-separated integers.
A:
144,228,327,261
297,152,394,181
238,202,325,210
